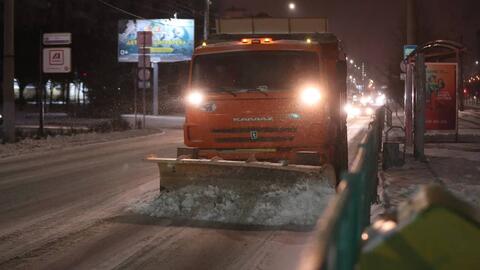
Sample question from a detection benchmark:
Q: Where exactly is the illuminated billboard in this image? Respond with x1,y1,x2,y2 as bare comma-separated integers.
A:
425,63,457,130
118,19,194,63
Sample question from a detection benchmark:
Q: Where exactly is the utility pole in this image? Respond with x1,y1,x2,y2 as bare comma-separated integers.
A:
2,0,15,142
406,0,417,45
203,0,210,41
414,53,426,161
404,0,417,146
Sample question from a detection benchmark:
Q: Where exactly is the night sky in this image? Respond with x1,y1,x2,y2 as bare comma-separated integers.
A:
218,0,480,85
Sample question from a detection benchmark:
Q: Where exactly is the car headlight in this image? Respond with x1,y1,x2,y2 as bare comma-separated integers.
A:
375,95,386,106
344,103,352,114
365,107,374,115
300,87,322,106
185,91,204,106
345,104,360,117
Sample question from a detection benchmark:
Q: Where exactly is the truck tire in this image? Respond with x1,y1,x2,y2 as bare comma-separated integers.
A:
333,124,348,185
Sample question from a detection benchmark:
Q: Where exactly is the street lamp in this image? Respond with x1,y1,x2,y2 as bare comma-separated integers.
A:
350,59,354,64
475,60,479,65
288,2,296,10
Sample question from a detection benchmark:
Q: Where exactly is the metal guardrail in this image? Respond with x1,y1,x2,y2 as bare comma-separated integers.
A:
299,108,384,270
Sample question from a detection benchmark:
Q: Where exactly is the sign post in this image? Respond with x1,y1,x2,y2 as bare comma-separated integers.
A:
153,62,159,115
43,33,72,45
39,33,72,136
403,45,417,59
137,31,152,129
42,48,71,73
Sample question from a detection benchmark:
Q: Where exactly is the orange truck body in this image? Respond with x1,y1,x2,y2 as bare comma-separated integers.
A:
183,31,347,169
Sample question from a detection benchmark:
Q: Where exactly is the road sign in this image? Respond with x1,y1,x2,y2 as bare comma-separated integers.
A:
138,81,151,89
43,33,72,45
138,68,151,81
43,47,71,73
137,31,153,47
403,45,417,59
138,55,151,68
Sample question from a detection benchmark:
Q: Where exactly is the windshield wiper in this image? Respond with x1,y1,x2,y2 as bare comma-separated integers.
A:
217,87,237,97
246,86,269,96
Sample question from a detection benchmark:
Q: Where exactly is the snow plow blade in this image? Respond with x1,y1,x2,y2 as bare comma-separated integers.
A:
143,157,337,226
145,157,337,192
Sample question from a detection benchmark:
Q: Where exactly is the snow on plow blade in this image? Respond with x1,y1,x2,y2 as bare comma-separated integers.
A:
142,157,337,226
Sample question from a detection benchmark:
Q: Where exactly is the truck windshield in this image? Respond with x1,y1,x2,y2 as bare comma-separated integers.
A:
192,51,319,92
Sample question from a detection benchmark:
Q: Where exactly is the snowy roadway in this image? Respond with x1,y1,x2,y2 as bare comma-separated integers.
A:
0,116,372,270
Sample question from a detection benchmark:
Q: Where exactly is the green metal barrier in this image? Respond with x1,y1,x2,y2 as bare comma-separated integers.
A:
299,108,384,270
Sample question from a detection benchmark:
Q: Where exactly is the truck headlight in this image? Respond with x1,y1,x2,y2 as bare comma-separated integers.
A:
186,91,204,106
300,87,322,106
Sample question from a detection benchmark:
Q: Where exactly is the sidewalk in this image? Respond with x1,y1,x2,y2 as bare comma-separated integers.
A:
381,144,480,211
121,114,185,129
378,107,480,216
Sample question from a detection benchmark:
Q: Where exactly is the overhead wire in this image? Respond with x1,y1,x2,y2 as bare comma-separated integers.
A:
95,0,145,19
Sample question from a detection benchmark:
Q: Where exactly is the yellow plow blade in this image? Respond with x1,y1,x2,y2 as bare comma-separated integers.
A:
145,158,336,192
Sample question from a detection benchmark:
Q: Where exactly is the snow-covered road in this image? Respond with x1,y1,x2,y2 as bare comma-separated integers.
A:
0,116,371,270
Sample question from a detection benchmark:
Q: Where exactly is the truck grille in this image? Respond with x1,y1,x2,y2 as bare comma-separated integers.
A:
215,137,294,143
211,127,297,133
211,127,296,143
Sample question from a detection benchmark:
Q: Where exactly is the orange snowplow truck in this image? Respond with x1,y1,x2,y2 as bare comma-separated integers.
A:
182,18,348,179
147,18,347,193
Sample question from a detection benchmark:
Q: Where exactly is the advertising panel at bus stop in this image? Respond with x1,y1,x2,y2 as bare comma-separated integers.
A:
425,63,457,130
118,19,194,63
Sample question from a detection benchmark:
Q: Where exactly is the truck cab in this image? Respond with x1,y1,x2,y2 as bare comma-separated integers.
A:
182,18,348,177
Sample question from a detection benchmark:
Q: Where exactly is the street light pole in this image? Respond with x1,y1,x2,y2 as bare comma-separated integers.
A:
203,0,210,41
405,0,417,146
406,0,417,44
2,0,15,143
414,53,426,161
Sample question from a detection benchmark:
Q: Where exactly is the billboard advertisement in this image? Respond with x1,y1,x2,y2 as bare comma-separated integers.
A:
118,19,194,63
425,63,457,130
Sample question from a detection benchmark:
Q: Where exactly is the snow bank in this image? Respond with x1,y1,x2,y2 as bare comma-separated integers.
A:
0,129,160,158
448,184,480,208
130,180,335,226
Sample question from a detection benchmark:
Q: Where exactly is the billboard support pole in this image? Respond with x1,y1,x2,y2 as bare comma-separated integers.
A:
414,53,425,161
134,67,138,129
142,53,146,129
153,62,159,115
